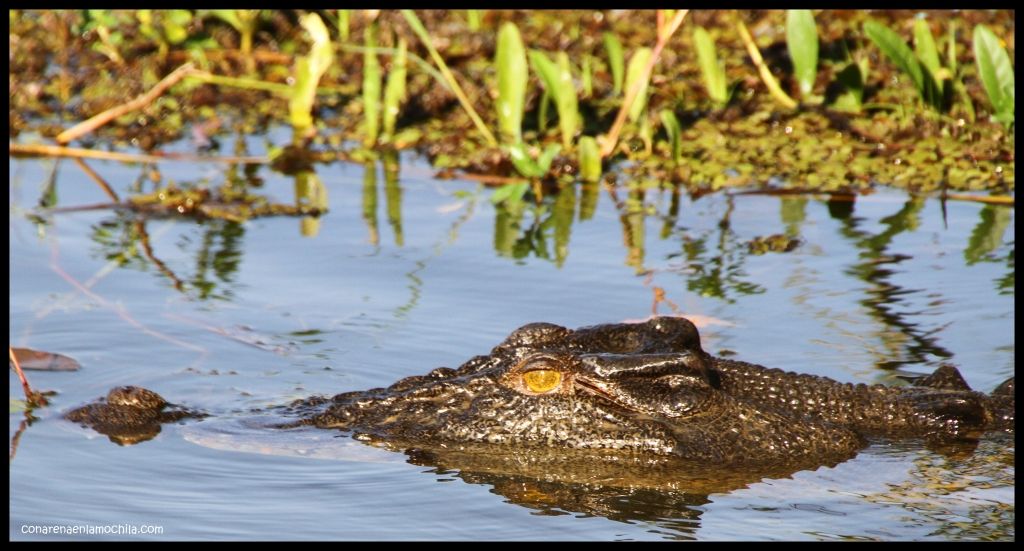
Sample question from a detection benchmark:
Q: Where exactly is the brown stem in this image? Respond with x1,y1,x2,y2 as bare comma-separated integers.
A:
11,143,268,165
56,62,197,145
9,347,33,401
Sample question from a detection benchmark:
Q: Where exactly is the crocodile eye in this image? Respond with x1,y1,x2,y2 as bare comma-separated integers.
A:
522,370,563,394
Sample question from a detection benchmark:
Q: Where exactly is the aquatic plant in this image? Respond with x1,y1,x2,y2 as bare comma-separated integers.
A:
580,54,593,98
830,59,868,113
973,24,1015,127
288,13,333,140
602,32,625,96
529,50,580,149
336,10,351,42
624,47,653,124
495,22,527,145
208,10,260,58
382,38,408,141
507,142,561,179
864,20,943,111
136,10,192,58
693,26,728,107
362,22,382,146
658,109,682,164
786,10,818,99
76,10,127,65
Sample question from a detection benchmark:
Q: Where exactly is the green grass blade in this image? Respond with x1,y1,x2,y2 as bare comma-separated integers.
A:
913,18,942,82
624,47,653,123
693,26,727,106
973,24,1015,125
658,109,682,164
786,10,818,97
577,136,601,183
382,38,407,140
362,23,381,146
603,32,624,96
495,22,527,144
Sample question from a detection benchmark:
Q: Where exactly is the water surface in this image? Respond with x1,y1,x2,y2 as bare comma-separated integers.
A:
9,143,1014,540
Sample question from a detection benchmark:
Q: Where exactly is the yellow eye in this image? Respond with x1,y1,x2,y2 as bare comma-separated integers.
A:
522,370,562,394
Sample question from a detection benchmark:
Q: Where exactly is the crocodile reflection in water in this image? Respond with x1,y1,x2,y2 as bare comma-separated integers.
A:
65,317,1014,470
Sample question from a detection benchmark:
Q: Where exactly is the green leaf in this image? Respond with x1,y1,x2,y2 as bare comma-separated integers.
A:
864,20,941,110
658,109,682,164
786,10,819,97
693,27,728,106
382,38,407,140
490,182,529,205
495,22,527,144
913,18,942,82
603,32,624,96
973,25,1015,126
529,50,579,148
624,47,653,123
577,136,601,183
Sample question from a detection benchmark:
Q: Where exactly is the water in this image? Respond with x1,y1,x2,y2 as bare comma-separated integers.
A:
9,143,1014,540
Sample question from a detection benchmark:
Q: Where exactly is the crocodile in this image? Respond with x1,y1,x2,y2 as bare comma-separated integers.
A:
64,317,1014,470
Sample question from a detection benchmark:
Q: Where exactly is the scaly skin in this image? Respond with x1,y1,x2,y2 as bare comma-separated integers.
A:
64,317,1014,465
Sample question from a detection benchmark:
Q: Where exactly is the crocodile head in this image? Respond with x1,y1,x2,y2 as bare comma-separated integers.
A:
302,317,864,465
64,386,204,445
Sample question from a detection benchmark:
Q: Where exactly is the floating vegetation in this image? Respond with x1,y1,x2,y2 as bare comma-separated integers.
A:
7,10,1015,196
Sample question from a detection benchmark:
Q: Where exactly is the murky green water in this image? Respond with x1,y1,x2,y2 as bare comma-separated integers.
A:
9,136,1014,540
